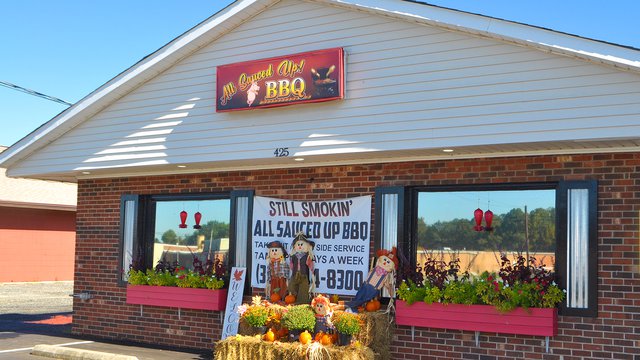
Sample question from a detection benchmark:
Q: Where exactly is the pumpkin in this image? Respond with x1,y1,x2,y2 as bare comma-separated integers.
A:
285,293,296,305
263,329,275,342
299,330,312,345
321,333,332,346
315,331,324,342
371,299,382,311
270,292,281,303
366,298,381,311
365,300,377,312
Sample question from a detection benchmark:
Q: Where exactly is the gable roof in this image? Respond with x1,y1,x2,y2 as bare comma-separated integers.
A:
1,0,639,174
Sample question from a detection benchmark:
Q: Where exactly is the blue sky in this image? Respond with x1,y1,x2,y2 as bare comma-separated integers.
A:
1,1,638,147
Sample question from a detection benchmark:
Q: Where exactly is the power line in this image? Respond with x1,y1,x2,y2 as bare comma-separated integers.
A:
0,80,72,106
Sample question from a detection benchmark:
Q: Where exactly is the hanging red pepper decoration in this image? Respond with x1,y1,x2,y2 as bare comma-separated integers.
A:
473,208,484,231
484,210,494,232
193,211,202,229
179,210,188,229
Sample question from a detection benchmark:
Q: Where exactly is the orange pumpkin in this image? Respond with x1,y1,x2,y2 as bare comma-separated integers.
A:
321,334,332,346
264,329,275,342
365,300,377,312
315,331,324,342
270,292,281,303
285,294,296,305
299,330,312,345
373,298,382,310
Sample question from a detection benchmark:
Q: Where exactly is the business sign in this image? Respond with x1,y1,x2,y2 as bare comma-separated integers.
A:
216,47,344,112
221,267,246,340
251,196,371,296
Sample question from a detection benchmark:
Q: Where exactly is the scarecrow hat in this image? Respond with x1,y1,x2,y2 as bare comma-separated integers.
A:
267,240,288,258
292,231,315,249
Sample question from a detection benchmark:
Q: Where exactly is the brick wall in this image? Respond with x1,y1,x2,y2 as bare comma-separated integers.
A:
73,153,640,358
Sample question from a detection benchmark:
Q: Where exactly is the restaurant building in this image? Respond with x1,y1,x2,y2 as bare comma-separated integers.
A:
1,0,640,358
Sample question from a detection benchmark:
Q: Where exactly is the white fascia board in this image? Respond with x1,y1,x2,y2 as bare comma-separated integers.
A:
0,0,265,169
322,0,640,71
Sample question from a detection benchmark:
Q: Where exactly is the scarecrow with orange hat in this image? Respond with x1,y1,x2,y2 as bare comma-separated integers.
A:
265,240,290,300
346,247,398,312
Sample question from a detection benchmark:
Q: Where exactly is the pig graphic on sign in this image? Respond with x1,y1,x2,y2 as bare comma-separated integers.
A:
247,81,260,107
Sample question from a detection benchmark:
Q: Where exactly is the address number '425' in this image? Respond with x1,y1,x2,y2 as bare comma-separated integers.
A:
274,148,289,157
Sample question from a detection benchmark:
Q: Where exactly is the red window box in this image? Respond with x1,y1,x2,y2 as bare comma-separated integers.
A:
395,300,557,337
126,285,227,311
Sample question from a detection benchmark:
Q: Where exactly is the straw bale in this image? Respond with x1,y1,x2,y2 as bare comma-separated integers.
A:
215,335,374,360
354,311,392,360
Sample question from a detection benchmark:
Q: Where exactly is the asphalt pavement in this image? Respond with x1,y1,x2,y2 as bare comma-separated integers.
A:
0,282,212,360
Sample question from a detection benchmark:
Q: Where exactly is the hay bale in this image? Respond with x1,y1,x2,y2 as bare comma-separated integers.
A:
354,311,392,360
215,335,374,360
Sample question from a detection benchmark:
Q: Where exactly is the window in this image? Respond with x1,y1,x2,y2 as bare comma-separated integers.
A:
149,197,231,272
415,186,555,276
119,191,254,286
377,181,597,316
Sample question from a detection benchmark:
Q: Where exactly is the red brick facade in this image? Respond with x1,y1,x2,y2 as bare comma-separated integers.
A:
73,152,640,358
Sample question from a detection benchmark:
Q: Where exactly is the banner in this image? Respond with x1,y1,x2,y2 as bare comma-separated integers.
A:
251,196,371,295
221,267,246,340
216,47,344,112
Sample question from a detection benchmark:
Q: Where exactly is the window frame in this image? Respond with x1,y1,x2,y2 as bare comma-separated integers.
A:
397,180,597,317
119,191,253,287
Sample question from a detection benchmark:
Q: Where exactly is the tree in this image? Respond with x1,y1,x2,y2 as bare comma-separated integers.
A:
183,220,230,246
161,229,178,244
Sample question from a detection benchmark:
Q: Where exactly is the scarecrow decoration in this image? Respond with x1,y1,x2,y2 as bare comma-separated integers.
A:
287,231,316,304
346,247,398,312
311,294,333,336
265,240,290,301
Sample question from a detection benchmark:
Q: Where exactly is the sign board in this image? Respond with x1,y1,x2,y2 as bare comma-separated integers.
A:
220,267,247,340
251,196,371,295
216,47,344,112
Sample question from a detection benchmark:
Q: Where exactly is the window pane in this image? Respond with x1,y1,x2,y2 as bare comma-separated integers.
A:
416,189,555,275
121,199,136,281
567,188,589,308
153,199,231,270
234,196,249,268
381,193,399,250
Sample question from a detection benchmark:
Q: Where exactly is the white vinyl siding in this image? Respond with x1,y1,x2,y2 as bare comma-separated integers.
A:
10,0,640,176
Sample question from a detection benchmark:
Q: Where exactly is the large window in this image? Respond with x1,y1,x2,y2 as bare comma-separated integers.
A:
151,198,230,271
376,181,597,316
119,191,254,286
416,188,555,276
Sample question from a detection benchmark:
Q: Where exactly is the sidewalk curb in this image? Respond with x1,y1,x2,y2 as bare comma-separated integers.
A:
31,344,138,360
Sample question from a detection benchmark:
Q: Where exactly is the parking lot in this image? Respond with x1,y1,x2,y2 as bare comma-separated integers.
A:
0,282,210,359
